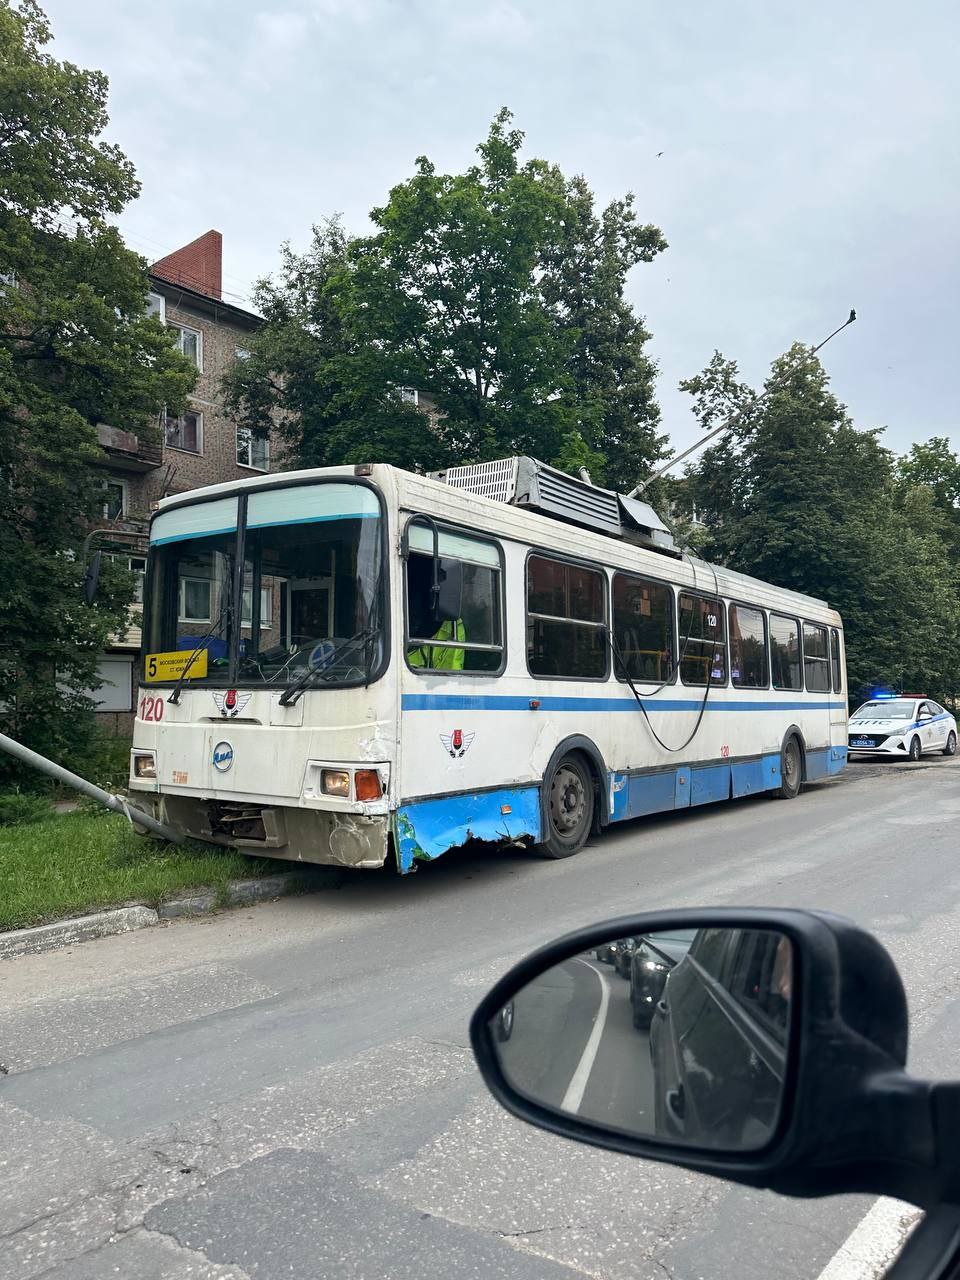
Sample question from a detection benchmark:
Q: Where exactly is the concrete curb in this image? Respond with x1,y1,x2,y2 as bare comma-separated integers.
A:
1,871,326,960
0,905,159,961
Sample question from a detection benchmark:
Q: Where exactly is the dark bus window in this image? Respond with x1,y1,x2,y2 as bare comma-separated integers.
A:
770,614,802,691
831,628,843,694
527,555,607,680
729,604,768,689
406,531,503,674
803,622,831,693
679,594,726,686
612,573,675,683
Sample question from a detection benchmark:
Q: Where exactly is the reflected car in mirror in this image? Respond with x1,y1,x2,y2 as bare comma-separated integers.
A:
629,929,696,1029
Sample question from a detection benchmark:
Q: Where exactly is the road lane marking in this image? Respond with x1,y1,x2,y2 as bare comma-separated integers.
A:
814,1197,922,1280
560,959,611,1115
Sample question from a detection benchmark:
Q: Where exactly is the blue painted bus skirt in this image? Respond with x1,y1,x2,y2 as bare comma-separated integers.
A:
392,746,848,872
393,786,542,873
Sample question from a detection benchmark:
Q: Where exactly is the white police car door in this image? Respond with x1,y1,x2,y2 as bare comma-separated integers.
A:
924,702,947,749
918,702,941,751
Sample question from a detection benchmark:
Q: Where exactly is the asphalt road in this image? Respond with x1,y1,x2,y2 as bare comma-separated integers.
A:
2,753,959,1279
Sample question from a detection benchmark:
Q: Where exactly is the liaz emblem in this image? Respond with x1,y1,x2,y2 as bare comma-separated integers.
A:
213,689,251,718
440,728,475,758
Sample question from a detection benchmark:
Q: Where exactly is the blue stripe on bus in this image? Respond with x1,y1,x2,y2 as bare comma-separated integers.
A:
402,693,846,713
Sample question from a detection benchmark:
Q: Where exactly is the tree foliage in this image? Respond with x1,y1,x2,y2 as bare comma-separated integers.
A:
0,0,195,779
224,111,667,487
679,345,960,705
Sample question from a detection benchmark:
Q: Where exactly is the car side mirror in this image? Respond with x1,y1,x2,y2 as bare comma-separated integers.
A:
471,909,960,1212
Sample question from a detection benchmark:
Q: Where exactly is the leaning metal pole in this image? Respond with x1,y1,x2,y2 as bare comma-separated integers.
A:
0,730,183,844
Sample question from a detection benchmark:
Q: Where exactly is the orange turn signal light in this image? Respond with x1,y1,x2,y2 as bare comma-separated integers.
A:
354,769,382,801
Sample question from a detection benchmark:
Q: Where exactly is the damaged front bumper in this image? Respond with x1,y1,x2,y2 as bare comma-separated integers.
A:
133,792,390,870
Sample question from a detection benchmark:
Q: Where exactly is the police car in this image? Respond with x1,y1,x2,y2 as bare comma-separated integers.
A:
848,696,958,761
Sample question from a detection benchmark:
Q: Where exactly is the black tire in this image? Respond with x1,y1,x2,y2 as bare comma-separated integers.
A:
536,753,594,859
943,731,957,758
908,735,922,763
777,736,802,799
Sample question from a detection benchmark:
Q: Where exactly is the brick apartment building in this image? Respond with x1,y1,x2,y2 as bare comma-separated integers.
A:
90,229,282,730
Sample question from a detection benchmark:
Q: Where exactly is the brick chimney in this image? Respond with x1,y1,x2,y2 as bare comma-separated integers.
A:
151,229,223,300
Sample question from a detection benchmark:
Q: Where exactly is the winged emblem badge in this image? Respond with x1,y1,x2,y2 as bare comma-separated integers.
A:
440,728,475,758
212,689,252,718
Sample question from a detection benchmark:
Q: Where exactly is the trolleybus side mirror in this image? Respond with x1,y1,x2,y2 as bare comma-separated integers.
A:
83,551,102,606
434,558,463,622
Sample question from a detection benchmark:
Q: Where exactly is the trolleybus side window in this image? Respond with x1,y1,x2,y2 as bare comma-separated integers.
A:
612,573,675,683
678,593,727,686
770,613,802,691
405,528,503,675
526,555,607,680
802,621,831,692
830,628,843,693
729,603,768,689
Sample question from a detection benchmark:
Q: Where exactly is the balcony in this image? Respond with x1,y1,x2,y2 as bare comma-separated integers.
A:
96,423,163,471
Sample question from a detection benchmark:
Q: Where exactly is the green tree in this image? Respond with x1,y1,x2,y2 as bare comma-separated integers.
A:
222,217,446,473
226,112,667,486
0,0,195,780
538,175,667,489
679,344,960,704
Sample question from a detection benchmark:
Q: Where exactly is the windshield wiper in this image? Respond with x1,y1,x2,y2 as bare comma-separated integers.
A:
167,603,231,705
278,627,378,706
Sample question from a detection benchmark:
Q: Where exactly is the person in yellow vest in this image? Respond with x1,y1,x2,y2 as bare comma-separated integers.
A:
408,617,466,670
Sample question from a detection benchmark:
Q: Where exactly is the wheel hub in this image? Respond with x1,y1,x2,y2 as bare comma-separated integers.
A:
551,768,585,834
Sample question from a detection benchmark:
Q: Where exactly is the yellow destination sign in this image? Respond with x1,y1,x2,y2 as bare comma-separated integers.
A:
144,648,209,683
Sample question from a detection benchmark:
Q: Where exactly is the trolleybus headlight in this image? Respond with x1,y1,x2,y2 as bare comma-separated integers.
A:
321,769,351,798
354,769,383,801
132,753,157,779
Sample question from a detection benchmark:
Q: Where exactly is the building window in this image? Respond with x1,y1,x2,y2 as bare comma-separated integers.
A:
87,654,134,713
178,576,212,623
237,426,269,471
102,480,127,520
241,585,273,628
129,556,146,604
802,622,831,693
146,291,165,322
526,554,607,680
398,387,419,406
770,614,802,691
729,603,769,689
165,410,203,454
612,573,675,683
105,553,145,603
405,527,503,674
679,593,727,685
168,322,202,369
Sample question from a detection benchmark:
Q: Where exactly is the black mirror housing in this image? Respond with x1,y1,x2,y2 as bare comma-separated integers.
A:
434,557,463,622
83,550,102,606
471,908,950,1208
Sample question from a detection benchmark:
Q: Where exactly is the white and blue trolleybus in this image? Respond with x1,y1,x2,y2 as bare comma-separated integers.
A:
129,457,848,871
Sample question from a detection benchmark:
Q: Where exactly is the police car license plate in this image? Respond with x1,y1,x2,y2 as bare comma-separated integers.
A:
851,737,873,748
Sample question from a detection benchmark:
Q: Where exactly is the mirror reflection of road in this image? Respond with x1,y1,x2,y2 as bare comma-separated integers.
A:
499,956,655,1135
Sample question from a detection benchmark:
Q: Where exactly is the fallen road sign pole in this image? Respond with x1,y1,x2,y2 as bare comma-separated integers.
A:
0,730,183,844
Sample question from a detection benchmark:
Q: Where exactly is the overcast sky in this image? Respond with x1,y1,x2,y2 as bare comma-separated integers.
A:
42,0,959,465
